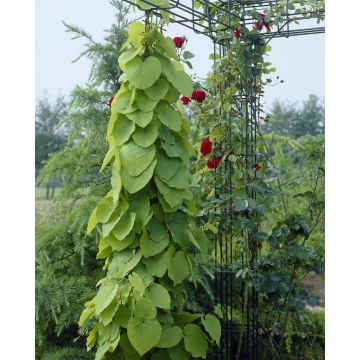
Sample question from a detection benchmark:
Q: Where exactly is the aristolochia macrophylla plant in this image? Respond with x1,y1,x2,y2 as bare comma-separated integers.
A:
79,20,221,359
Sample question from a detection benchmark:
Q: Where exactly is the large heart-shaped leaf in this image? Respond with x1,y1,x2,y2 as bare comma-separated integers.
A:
118,47,142,66
136,91,159,112
145,78,169,101
156,326,182,348
146,283,171,309
140,229,169,258
125,56,162,90
156,101,182,132
110,114,136,146
155,176,191,208
156,151,180,181
128,298,162,355
163,163,189,190
166,69,193,98
112,212,136,241
132,122,159,148
168,250,190,285
126,109,153,128
201,314,221,346
122,158,157,193
143,251,167,277
95,281,118,315
183,324,208,359
119,141,156,177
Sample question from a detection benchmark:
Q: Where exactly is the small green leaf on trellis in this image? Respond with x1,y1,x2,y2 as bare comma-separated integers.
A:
118,47,142,65
183,51,194,60
205,222,218,234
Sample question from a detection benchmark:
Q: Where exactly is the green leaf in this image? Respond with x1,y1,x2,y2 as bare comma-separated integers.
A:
128,298,161,355
201,314,221,345
146,283,171,309
96,237,112,259
167,342,190,360
87,206,98,234
119,141,156,177
126,109,153,128
129,271,145,296
122,21,145,50
122,158,157,193
96,197,117,223
119,334,141,360
156,151,181,181
163,164,189,189
183,51,194,60
111,115,136,146
125,56,162,90
143,251,167,277
168,251,190,285
95,281,118,315
132,122,159,148
140,228,169,258
183,324,208,359
100,146,116,173
156,325,182,348
136,91,159,112
145,79,170,101
99,298,119,326
114,304,131,328
118,47,142,65
108,249,142,278
204,222,218,234
107,232,135,251
155,176,191,208
156,101,182,132
79,307,94,327
112,212,136,241
166,70,193,98
157,35,178,59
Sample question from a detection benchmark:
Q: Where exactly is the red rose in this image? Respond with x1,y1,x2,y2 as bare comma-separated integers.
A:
181,96,191,105
108,96,114,108
207,156,222,169
191,90,206,103
173,36,185,48
254,21,263,31
254,12,272,32
234,30,241,38
252,162,262,171
200,137,212,157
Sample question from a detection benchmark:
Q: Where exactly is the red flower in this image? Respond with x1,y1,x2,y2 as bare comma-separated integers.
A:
181,96,191,105
207,156,222,169
200,137,212,157
234,30,241,39
254,12,272,32
252,162,262,171
191,90,206,103
173,36,185,48
254,21,263,31
108,96,114,108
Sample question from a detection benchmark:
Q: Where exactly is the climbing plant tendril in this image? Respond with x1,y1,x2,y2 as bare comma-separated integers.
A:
79,18,221,360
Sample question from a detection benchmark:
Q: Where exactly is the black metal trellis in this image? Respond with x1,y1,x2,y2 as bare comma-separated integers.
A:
121,1,324,359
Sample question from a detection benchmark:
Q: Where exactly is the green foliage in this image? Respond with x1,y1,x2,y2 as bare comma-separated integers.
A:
38,1,129,201
35,95,67,179
262,94,325,138
81,20,220,359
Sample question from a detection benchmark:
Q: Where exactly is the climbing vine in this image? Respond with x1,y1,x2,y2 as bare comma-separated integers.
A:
79,17,221,360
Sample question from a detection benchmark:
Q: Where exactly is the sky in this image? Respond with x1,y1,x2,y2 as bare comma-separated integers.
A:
36,0,324,111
